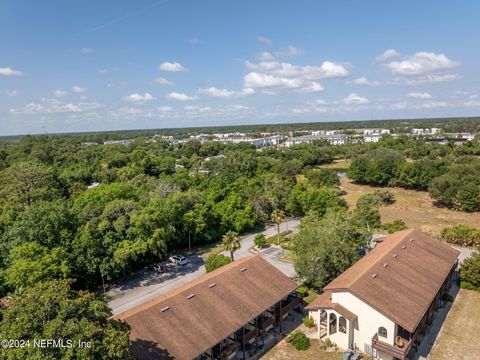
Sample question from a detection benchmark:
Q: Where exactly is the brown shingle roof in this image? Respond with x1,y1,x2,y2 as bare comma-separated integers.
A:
314,229,459,333
306,290,357,321
114,256,298,360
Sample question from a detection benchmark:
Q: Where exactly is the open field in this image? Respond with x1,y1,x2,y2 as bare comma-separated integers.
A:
318,159,351,171
262,338,342,360
429,289,480,360
339,177,480,236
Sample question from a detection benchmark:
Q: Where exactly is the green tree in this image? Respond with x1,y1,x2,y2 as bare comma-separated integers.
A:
222,231,241,261
441,224,480,247
3,242,70,289
0,161,58,207
254,233,267,249
204,254,232,272
348,149,405,186
0,280,132,359
293,211,369,288
460,252,480,291
271,209,285,245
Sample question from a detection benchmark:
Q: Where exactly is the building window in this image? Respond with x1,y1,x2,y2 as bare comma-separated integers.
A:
378,326,387,338
339,316,347,334
329,313,337,334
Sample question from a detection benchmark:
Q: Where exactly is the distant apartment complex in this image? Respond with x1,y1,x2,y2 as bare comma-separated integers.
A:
411,128,440,135
115,256,304,360
307,229,459,360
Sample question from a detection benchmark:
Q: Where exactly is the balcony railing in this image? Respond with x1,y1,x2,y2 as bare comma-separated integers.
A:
372,333,412,360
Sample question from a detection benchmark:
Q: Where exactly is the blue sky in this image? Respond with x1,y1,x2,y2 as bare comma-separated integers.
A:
1,0,479,135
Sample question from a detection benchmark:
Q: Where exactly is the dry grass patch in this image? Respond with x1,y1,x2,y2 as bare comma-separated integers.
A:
339,177,480,237
262,338,342,360
317,159,351,171
429,289,480,360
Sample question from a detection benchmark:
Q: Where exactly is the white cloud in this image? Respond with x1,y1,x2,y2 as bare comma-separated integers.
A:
257,36,272,46
158,106,174,112
408,92,433,99
243,60,348,91
166,92,197,101
123,93,155,104
244,72,303,89
376,49,400,62
343,93,370,105
352,76,381,87
418,101,448,109
298,82,324,93
0,67,23,76
387,52,460,76
80,48,93,54
405,73,461,85
10,98,102,115
53,90,68,97
98,68,109,74
256,51,275,61
118,107,143,114
71,86,87,93
4,90,18,97
275,45,304,57
159,62,188,72
153,77,174,86
198,86,254,98
189,38,202,44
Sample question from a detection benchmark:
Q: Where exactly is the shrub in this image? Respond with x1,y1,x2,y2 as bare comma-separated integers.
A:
254,233,267,249
323,338,336,348
382,219,408,233
288,330,310,351
441,224,480,247
460,251,480,291
441,293,454,302
303,316,315,328
204,254,231,273
357,190,395,208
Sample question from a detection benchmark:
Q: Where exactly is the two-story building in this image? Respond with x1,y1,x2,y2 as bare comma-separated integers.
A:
306,229,459,360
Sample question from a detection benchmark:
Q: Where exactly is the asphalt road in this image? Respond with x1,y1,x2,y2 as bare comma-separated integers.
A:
108,219,299,315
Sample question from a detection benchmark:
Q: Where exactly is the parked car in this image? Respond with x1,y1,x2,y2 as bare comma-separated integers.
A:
151,263,167,273
169,255,188,266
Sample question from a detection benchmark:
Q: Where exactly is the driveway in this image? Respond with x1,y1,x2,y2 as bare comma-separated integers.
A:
108,219,300,315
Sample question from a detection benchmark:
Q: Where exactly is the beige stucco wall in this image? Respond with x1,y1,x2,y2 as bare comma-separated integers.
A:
331,291,396,356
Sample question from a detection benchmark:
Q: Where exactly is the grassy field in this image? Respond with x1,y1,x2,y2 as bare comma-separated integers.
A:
339,177,480,237
318,159,351,171
429,289,480,360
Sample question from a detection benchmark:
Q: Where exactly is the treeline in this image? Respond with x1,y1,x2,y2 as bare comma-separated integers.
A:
346,136,480,212
1,116,479,143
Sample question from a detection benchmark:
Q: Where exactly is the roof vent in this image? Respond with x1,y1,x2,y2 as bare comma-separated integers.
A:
383,263,389,268
160,306,170,312
409,238,414,242
208,282,216,288
402,245,407,250
393,254,398,258
186,294,195,299
372,273,378,279
240,267,247,272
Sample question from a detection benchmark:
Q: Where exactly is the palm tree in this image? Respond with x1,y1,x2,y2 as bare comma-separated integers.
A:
222,231,241,261
271,209,285,245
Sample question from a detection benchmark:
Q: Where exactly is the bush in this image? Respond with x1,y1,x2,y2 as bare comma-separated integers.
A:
441,224,480,247
357,190,395,208
441,293,454,302
204,254,231,273
254,233,267,249
288,330,310,351
382,219,408,233
323,338,336,348
303,316,315,328
460,251,480,291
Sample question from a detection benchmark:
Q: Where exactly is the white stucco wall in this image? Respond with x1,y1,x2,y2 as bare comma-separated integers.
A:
331,291,396,356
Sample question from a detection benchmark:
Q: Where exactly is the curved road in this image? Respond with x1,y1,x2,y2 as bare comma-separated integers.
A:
108,219,300,315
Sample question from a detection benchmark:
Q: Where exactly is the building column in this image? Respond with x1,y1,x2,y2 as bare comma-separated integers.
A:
326,311,330,336
317,310,321,339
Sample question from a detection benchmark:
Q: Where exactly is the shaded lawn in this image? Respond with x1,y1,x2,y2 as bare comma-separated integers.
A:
261,338,342,360
429,289,480,360
339,177,480,237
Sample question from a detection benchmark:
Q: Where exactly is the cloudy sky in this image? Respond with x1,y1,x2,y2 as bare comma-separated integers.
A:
1,0,479,135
